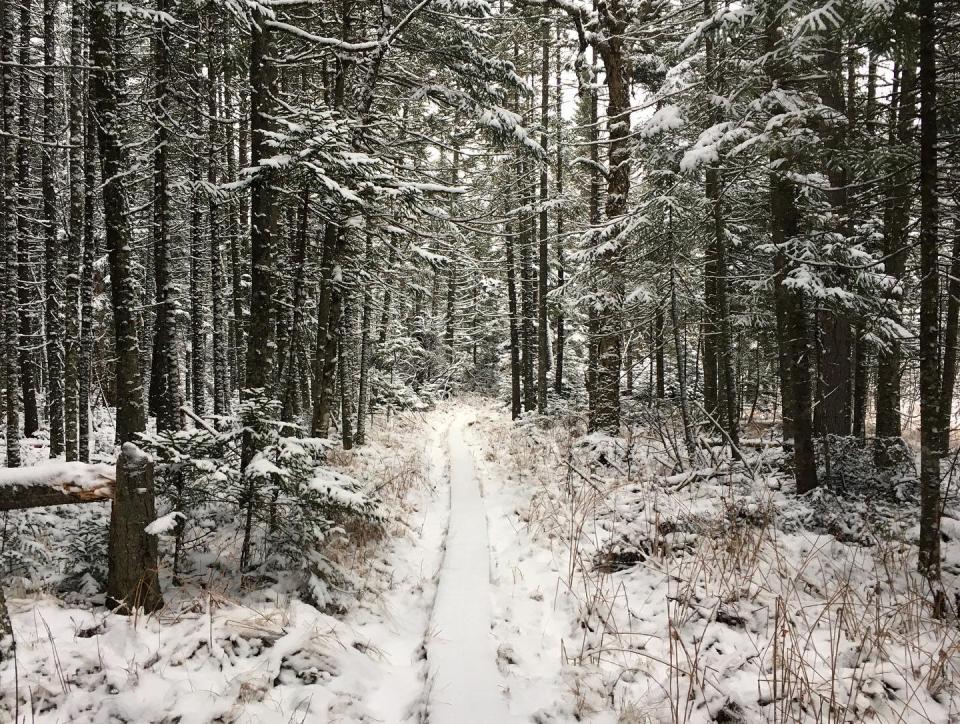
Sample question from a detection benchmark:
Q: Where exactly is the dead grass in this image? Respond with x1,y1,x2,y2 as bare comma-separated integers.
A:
492,413,960,724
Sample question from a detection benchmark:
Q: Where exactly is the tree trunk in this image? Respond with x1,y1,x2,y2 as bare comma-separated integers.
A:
311,222,339,435
876,63,915,438
554,23,565,395
917,0,942,594
589,2,631,435
281,188,310,422
79,102,97,463
90,0,161,611
2,0,21,467
65,0,85,459
107,444,163,612
940,226,960,451
43,0,64,458
209,27,230,417
16,0,39,442
148,0,182,432
506,189,522,420
190,147,206,416
537,19,550,414
355,235,373,445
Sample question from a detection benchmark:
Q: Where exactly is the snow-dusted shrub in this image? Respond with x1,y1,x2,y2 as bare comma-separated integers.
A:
0,504,108,596
140,393,384,603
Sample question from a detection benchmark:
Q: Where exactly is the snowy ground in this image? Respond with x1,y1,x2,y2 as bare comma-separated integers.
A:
3,400,960,722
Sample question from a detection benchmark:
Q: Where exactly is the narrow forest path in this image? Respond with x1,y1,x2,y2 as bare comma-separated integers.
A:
425,410,518,723
333,402,590,722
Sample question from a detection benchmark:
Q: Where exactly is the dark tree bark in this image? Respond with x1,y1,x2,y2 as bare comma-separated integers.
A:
281,188,311,422
506,188,522,420
147,0,182,432
339,289,355,451
554,23,565,395
655,306,665,399
311,222,339,436
239,4,279,571
519,155,535,413
703,0,738,448
106,445,163,612
814,32,853,437
43,0,64,458
765,2,816,492
917,0,942,594
2,0,22,467
16,0,39,441
79,102,97,463
355,235,373,445
537,18,550,414
243,8,278,398
941,226,960,451
589,1,632,434
876,62,915,439
190,191,206,415
90,0,162,612
224,73,246,394
65,0,85,459
209,24,230,417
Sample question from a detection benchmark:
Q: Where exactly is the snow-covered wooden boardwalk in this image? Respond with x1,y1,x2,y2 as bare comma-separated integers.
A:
426,411,517,723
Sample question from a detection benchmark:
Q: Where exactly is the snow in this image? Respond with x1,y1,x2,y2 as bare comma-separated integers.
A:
427,410,517,723
4,402,960,722
144,511,184,535
0,460,114,491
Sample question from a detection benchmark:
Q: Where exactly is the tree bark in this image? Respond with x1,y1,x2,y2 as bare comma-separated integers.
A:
876,63,915,438
43,0,64,458
1,0,21,467
65,0,85,459
16,0,39,442
147,0,182,432
90,0,161,611
917,0,942,592
536,18,550,414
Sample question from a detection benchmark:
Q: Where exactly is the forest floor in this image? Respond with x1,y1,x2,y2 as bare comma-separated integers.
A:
3,399,960,723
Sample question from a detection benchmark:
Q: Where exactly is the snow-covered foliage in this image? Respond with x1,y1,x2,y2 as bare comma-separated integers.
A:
139,393,384,607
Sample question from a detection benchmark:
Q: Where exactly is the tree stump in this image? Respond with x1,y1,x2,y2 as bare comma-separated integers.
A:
106,443,163,613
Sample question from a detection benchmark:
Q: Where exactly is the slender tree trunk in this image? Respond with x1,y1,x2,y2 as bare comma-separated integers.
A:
209,25,230,417
815,33,853,437
339,290,355,450
224,75,246,394
655,306,665,399
355,235,373,445
586,43,601,415
506,191,522,420
554,24,564,395
519,154,535,413
281,188,310,422
43,0,63,457
311,223,339,435
536,18,550,414
239,4,279,570
876,63,914,438
16,0,39,441
940,226,960,451
65,0,85,459
2,0,22,466
79,100,97,463
148,0,182,432
590,5,631,435
917,0,942,595
90,0,162,611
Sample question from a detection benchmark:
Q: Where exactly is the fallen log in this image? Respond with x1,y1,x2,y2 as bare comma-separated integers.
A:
0,461,115,511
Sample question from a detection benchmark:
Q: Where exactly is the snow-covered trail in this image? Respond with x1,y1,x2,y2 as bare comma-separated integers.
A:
426,410,518,724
